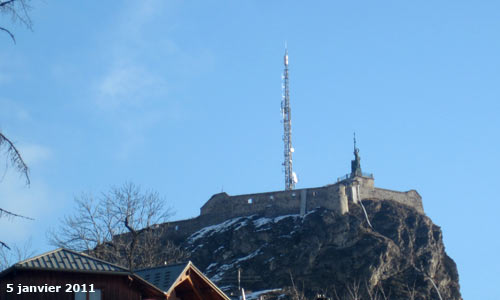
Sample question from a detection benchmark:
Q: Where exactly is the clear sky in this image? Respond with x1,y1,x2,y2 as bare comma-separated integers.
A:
1,1,498,298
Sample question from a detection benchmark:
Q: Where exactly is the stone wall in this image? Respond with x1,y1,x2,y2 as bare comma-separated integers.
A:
200,186,331,220
162,178,424,240
360,187,424,213
200,178,424,220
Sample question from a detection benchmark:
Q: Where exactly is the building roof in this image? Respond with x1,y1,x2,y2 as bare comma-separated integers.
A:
136,261,231,300
0,248,167,298
135,262,188,292
3,248,129,274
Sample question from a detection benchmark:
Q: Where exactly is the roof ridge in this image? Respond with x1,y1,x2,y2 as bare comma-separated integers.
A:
135,261,190,272
16,248,129,272
188,262,230,300
16,247,64,266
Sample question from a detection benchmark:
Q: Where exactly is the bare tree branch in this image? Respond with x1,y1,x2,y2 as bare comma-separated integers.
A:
0,1,17,7
288,271,306,300
0,132,32,250
0,26,14,42
0,0,32,42
0,241,10,250
405,281,417,300
0,132,29,185
49,182,188,270
345,280,361,300
0,238,35,270
0,208,33,220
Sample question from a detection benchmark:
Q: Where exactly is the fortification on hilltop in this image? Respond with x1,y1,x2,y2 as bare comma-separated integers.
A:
163,144,424,241
200,143,423,225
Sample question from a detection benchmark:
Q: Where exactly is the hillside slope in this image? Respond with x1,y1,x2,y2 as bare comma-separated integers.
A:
181,200,462,300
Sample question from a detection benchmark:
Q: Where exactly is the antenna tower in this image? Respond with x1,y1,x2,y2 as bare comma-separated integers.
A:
281,46,297,190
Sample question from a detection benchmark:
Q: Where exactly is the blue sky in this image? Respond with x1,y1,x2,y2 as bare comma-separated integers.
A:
1,1,499,298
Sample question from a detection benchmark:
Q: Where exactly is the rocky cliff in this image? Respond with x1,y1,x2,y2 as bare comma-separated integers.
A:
179,199,462,300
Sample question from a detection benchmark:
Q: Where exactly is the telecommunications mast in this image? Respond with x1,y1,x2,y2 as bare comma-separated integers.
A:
281,46,297,190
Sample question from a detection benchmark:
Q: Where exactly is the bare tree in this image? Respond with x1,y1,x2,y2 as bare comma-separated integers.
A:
0,0,32,43
405,281,417,300
49,182,188,271
0,132,31,250
0,237,34,271
0,0,34,254
328,280,392,300
288,271,307,300
365,281,382,300
345,280,362,300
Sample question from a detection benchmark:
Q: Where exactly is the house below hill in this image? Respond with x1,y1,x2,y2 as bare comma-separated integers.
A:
136,262,230,300
0,248,230,300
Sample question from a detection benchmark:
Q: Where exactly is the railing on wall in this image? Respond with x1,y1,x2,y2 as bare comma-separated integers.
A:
362,172,374,178
336,172,374,183
336,174,350,182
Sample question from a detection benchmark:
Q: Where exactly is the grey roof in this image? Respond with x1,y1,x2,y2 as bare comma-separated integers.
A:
135,262,188,292
14,248,129,273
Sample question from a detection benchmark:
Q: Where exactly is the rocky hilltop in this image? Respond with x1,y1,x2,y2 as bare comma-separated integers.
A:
178,199,462,300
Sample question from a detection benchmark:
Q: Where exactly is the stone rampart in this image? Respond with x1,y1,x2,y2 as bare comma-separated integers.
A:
200,177,424,221
161,177,424,240
361,187,423,213
200,187,328,220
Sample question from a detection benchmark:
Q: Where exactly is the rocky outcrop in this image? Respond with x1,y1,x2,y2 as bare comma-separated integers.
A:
180,199,462,300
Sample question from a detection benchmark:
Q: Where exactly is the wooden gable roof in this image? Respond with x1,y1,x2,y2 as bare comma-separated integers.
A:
136,261,230,300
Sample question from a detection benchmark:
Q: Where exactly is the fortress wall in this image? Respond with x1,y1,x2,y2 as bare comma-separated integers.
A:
161,183,424,242
200,186,347,221
201,189,304,219
161,186,339,241
157,177,426,245
360,187,423,213
305,185,343,213
192,181,424,238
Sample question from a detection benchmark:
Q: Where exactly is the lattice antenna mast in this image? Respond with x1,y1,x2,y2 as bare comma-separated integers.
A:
281,46,297,190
